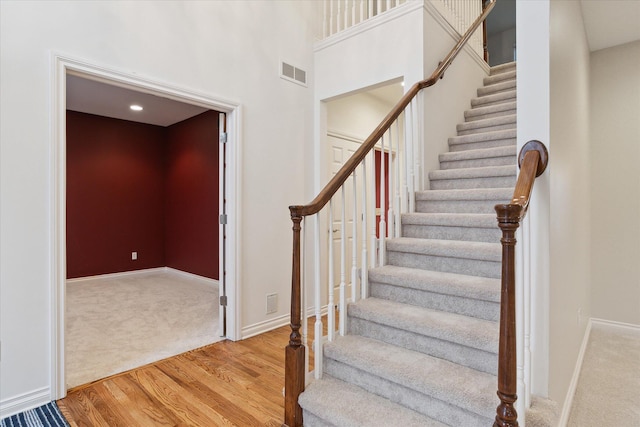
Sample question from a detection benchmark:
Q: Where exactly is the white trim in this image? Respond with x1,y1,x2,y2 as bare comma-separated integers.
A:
0,387,50,419
327,129,366,144
422,1,490,74
241,305,329,340
590,318,640,332
164,267,220,288
558,318,593,426
314,1,421,52
65,267,166,283
50,52,243,399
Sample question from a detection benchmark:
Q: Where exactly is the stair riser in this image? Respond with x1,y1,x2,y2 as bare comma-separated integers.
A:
471,93,516,108
490,63,516,76
465,108,517,122
478,80,516,97
449,138,516,152
415,199,505,214
440,156,516,169
302,411,333,427
324,358,492,427
402,223,500,243
348,317,498,375
386,251,501,279
369,282,499,321
484,71,516,86
457,122,516,136
430,175,516,190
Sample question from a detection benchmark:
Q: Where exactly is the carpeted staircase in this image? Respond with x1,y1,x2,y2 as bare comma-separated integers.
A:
299,62,519,426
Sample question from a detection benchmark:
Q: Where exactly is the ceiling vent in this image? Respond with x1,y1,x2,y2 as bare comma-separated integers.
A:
281,61,307,87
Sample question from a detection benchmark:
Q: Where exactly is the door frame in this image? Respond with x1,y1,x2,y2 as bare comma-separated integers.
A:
50,53,243,399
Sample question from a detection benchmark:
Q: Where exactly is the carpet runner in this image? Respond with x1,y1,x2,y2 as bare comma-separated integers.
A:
1,402,69,427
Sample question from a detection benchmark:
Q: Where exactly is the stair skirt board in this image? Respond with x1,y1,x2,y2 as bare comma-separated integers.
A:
299,62,519,426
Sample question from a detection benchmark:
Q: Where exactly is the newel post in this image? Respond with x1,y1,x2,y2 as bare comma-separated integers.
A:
493,203,522,427
284,209,305,427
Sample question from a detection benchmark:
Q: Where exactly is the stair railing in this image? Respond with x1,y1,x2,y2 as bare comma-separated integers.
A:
285,2,496,426
494,140,548,427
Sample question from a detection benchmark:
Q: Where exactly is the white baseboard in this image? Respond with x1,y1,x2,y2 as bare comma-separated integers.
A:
558,318,592,427
591,318,640,333
65,267,166,283
66,267,219,288
241,305,330,340
164,267,219,288
0,387,50,419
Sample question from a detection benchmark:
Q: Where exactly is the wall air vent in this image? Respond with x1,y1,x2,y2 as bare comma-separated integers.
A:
280,61,307,87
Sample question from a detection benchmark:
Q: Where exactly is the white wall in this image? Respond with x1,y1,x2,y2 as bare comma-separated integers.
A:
549,0,592,405
590,40,640,325
0,0,315,412
488,27,516,66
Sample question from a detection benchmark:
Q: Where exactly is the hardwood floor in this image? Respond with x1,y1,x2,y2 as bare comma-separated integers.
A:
58,320,320,426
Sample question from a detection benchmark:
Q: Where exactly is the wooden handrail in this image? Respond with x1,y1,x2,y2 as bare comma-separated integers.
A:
494,140,548,427
290,0,497,218
284,2,497,426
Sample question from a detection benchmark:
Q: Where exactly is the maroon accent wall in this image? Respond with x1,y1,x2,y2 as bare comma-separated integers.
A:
165,111,219,279
66,111,166,278
66,110,220,280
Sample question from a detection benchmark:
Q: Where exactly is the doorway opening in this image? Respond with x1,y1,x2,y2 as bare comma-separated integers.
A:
51,54,241,399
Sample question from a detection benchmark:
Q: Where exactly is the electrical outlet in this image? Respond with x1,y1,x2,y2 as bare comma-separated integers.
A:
131,251,137,260
266,293,278,314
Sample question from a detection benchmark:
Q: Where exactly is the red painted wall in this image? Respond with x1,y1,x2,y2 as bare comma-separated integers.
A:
165,111,219,279
66,110,220,280
66,111,166,278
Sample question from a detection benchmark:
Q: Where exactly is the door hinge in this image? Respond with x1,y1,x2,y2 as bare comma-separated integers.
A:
220,132,227,144
219,214,227,225
219,295,227,306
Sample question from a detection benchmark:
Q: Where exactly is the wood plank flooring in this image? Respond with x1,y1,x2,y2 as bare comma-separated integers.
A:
58,321,318,426
58,316,637,426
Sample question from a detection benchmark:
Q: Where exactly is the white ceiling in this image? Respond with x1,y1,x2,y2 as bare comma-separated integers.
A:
66,1,639,126
580,0,640,52
66,74,208,127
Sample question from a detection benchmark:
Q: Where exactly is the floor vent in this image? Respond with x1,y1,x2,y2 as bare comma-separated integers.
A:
281,61,307,86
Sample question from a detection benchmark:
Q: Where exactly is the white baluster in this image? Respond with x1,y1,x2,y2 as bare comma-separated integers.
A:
377,0,382,16
360,0,365,24
361,159,369,299
394,116,402,237
407,101,415,213
370,150,377,269
368,0,374,19
388,124,395,239
329,0,334,36
415,91,423,192
344,0,349,30
302,217,309,379
337,0,342,32
379,135,386,266
351,171,358,304
314,213,323,379
323,0,328,39
328,200,335,342
386,0,391,12
351,0,356,27
339,186,347,336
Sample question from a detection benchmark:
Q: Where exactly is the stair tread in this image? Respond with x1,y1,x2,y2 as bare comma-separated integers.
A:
415,187,513,201
368,264,500,303
465,102,517,118
300,376,448,427
386,237,501,262
401,212,497,228
324,335,497,417
484,70,516,85
457,114,516,133
450,128,516,145
471,89,517,107
430,165,516,180
478,79,516,96
489,62,516,75
349,297,499,353
440,145,516,162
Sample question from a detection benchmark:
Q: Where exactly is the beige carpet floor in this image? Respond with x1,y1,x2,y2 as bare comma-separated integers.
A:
567,322,640,426
65,269,220,389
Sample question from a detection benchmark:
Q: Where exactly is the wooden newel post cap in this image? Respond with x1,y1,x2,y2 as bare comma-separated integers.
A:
518,140,548,177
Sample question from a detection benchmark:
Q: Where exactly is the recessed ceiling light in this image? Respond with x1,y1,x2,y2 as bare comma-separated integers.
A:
130,104,143,111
